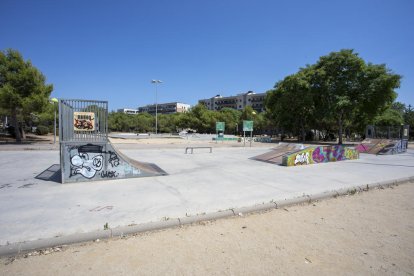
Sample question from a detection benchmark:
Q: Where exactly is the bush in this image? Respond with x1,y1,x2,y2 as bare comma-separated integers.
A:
36,125,49,135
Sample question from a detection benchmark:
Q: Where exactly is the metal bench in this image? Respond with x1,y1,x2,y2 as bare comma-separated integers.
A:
185,146,213,154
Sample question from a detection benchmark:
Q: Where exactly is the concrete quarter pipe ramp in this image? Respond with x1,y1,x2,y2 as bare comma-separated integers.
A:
61,142,167,183
59,99,166,183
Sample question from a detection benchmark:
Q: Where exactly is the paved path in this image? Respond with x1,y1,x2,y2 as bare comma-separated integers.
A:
0,146,413,245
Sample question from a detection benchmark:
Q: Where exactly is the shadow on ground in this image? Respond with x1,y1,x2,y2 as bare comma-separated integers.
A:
35,164,61,183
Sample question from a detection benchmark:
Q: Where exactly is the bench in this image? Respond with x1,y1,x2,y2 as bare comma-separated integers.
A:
185,146,213,154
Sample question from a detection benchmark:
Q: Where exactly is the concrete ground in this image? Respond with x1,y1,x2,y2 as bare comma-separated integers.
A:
0,142,414,247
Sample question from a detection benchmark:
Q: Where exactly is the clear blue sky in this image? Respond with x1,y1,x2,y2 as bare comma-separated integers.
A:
1,0,413,111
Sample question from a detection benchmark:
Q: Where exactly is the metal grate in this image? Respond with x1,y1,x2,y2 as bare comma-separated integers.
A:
366,125,410,140
59,99,108,142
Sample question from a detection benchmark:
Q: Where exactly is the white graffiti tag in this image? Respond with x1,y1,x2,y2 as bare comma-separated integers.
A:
70,153,104,178
294,152,309,165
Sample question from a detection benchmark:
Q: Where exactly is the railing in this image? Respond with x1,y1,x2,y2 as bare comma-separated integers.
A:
59,99,108,143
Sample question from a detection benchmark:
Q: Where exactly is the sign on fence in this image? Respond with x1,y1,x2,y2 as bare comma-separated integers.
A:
74,112,95,131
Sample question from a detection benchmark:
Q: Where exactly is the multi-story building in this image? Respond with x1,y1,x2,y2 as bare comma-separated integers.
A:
117,108,139,115
199,91,266,113
138,102,191,115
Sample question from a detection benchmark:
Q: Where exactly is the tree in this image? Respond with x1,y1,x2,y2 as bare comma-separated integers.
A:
266,69,314,141
218,108,241,134
0,49,53,142
311,49,400,144
404,104,414,140
373,108,404,126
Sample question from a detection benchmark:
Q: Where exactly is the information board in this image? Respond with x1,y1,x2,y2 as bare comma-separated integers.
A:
243,120,253,131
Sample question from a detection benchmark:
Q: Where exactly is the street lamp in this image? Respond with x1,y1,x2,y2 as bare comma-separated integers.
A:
49,97,58,144
151,80,162,134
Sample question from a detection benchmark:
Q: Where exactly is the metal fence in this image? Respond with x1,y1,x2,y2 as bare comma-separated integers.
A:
59,99,108,142
366,125,410,140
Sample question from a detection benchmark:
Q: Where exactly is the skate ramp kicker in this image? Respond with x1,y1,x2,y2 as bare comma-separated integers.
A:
61,142,167,183
356,138,408,155
251,143,304,165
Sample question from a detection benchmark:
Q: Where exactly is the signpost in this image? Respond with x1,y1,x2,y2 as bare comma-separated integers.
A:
216,122,225,143
243,120,253,147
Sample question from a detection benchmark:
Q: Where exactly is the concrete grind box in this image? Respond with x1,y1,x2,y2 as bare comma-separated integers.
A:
59,99,166,183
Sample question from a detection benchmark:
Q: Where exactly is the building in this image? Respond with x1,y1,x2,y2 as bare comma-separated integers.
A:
198,91,266,113
117,108,139,115
138,102,191,115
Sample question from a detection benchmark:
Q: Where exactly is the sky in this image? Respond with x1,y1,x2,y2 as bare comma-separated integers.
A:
1,0,413,111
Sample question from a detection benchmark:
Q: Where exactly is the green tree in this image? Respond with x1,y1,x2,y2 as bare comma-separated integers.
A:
404,104,414,140
218,108,241,134
373,108,404,126
108,112,130,132
183,104,217,133
311,49,400,144
266,70,314,141
0,49,53,142
135,113,154,133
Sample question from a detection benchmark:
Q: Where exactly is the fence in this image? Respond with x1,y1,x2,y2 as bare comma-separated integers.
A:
366,125,410,140
59,99,108,143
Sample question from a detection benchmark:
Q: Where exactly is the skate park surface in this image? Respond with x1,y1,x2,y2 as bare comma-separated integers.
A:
0,139,414,249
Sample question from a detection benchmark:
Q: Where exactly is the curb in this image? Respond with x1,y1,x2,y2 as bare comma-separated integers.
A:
1,176,413,257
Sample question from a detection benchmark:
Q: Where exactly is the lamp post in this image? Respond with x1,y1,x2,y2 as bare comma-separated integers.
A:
151,80,162,135
49,98,58,144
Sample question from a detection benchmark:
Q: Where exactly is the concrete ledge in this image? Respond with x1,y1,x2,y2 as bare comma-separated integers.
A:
110,218,180,237
276,195,311,208
1,177,413,257
310,191,340,201
232,202,278,215
0,230,112,257
179,210,235,225
0,219,181,257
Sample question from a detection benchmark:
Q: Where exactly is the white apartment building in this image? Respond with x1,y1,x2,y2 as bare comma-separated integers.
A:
138,102,191,115
117,108,139,114
198,91,266,113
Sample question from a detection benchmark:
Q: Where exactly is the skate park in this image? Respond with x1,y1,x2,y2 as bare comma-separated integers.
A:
0,100,413,256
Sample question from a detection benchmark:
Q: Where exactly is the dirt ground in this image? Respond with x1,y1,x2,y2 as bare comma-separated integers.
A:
1,183,413,275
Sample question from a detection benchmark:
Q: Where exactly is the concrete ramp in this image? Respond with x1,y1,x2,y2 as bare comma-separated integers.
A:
61,142,167,183
251,143,304,165
356,138,408,155
58,99,167,184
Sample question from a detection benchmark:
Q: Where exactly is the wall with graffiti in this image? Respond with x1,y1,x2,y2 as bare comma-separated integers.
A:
379,140,408,155
282,145,359,166
61,143,166,183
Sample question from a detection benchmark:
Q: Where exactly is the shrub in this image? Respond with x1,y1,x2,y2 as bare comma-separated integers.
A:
36,125,49,135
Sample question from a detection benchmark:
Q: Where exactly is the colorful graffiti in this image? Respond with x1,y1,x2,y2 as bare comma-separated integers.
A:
73,112,95,131
356,139,408,155
379,140,408,155
282,145,359,166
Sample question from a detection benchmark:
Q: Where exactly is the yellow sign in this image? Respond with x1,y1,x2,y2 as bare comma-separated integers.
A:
74,112,95,131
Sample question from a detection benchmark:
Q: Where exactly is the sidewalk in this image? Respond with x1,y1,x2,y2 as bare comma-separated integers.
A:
0,146,413,247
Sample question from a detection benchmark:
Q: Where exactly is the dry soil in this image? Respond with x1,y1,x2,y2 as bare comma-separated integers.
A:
1,183,413,275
